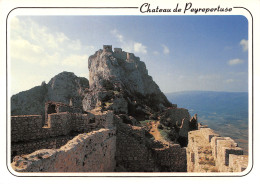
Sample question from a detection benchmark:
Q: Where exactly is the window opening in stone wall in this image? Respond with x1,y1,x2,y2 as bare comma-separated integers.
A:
47,104,57,114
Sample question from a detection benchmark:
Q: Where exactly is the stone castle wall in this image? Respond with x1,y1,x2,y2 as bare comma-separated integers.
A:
187,126,248,172
11,103,247,173
11,110,114,159
110,46,140,62
115,119,187,172
115,121,158,171
154,144,187,172
11,128,116,172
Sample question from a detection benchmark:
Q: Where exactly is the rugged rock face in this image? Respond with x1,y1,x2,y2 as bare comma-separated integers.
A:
83,45,173,119
159,108,197,147
81,45,197,148
11,72,89,116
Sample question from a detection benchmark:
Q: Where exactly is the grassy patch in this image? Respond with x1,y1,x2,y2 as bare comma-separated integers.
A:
158,128,171,142
113,91,120,95
105,102,113,107
139,120,153,127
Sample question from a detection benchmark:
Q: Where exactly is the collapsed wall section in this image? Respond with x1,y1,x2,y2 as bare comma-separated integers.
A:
11,128,116,172
115,121,157,172
115,118,187,172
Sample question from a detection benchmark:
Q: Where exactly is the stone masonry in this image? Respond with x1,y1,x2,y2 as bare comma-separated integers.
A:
115,117,187,172
11,128,116,172
11,102,114,160
187,125,248,172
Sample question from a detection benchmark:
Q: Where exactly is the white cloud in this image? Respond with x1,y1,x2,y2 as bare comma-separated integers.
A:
10,38,44,63
240,39,248,52
68,39,83,51
111,29,124,43
228,58,244,65
134,42,147,54
56,32,69,43
10,17,91,67
110,29,148,55
162,44,170,54
10,17,93,94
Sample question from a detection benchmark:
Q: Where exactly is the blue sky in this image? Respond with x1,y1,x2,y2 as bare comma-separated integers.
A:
10,15,248,95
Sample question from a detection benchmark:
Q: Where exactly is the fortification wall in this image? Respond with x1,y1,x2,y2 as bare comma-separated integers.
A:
11,111,114,159
115,121,157,171
11,113,88,143
154,144,187,172
11,115,46,142
112,47,140,63
11,128,116,172
187,127,248,172
115,119,186,172
11,135,74,160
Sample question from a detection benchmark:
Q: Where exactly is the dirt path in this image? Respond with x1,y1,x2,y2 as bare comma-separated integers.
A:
149,121,162,141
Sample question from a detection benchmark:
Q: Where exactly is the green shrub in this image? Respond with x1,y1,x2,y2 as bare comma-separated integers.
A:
158,128,171,142
139,120,153,126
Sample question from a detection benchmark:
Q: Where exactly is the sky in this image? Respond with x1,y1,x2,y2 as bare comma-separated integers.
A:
9,15,248,95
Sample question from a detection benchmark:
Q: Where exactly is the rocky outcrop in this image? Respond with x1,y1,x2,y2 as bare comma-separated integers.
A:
11,72,89,117
83,45,173,119
81,46,195,147
159,108,196,147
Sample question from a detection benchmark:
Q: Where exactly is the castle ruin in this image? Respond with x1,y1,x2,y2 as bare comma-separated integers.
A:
10,46,248,173
11,102,248,173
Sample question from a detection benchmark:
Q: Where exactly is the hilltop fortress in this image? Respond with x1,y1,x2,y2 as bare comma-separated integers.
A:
10,46,248,173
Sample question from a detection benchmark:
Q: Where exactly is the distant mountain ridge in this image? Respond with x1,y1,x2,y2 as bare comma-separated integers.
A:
166,90,248,117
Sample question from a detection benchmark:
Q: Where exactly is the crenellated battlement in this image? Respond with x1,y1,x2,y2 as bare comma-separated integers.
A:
103,45,112,52
102,45,140,63
114,48,122,53
187,125,248,172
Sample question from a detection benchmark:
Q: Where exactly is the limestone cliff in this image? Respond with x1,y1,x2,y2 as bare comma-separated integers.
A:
83,45,173,119
11,72,89,116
